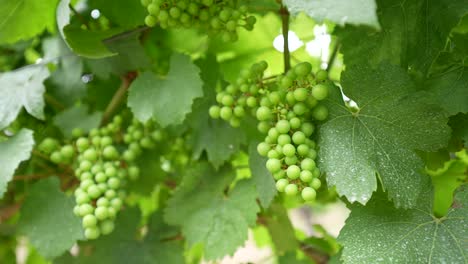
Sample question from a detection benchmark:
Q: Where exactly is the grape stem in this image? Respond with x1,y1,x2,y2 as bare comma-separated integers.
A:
280,5,291,72
100,72,136,126
326,41,341,71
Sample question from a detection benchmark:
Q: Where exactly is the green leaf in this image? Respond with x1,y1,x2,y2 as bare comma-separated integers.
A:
249,142,277,208
88,0,146,28
18,178,84,259
284,0,380,29
338,186,468,263
426,150,468,217
53,105,102,139
188,56,247,168
164,163,259,260
449,113,468,147
0,0,58,44
0,129,34,198
43,37,86,107
128,54,203,127
0,65,49,129
264,204,298,253
426,67,468,115
319,63,451,208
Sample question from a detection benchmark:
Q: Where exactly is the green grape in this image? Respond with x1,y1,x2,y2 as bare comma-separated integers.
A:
95,207,108,220
280,76,293,89
72,128,84,138
276,120,290,134
83,148,98,161
276,179,289,192
282,144,296,157
301,158,316,171
308,149,317,159
79,160,93,171
312,105,329,121
294,62,312,77
257,142,270,156
169,7,181,18
277,134,291,146
95,172,107,183
297,144,309,156
50,151,64,164
220,106,233,120
300,170,313,182
301,123,314,137
301,187,316,201
209,105,221,119
267,149,281,159
79,204,94,216
103,146,118,159
310,178,321,189
83,214,97,228
293,88,308,102
100,220,115,235
233,106,245,117
257,122,270,134
285,184,298,195
256,106,272,121
97,197,109,207
312,84,329,100
76,138,89,152
221,94,234,106
39,138,59,153
315,70,328,81
266,158,281,173
292,131,306,145
85,227,100,240
289,117,301,129
286,165,300,179
273,170,286,180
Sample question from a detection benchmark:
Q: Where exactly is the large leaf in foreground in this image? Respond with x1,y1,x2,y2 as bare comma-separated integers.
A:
284,0,380,29
319,63,450,208
164,163,259,260
0,129,34,198
128,54,203,127
18,178,84,259
338,187,468,263
0,66,49,129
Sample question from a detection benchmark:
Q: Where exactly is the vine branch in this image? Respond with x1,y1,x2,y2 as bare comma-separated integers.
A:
326,42,340,71
100,72,137,126
280,5,291,72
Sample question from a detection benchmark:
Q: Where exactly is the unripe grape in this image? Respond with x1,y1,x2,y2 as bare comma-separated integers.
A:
91,164,103,174
293,102,307,116
233,106,245,117
280,76,293,89
158,10,169,21
100,220,115,235
111,198,123,210
91,136,101,146
39,138,59,153
229,117,241,127
108,178,120,189
140,137,154,149
277,134,291,146
123,150,136,162
83,148,98,161
308,149,317,159
300,170,313,182
268,91,281,105
83,214,97,228
276,179,289,192
289,117,301,129
79,160,93,171
72,128,84,138
312,84,329,100
301,123,315,137
273,170,286,180
297,144,309,156
285,156,298,165
313,168,321,178
312,105,328,121
256,106,271,121
88,185,101,199
76,193,90,204
169,7,181,18
97,197,110,207
301,158,316,171
95,207,108,220
267,149,281,159
285,184,298,195
105,189,117,199
315,70,328,81
221,95,234,106
293,88,308,101
257,121,270,134
294,62,312,77
103,146,119,160
76,138,89,152
79,204,94,216
276,120,290,134
95,172,107,183
81,172,93,180
311,178,322,189
101,136,112,147
257,142,270,156
282,144,296,157
301,187,316,201
266,158,281,173
286,165,300,179
107,207,117,219
85,227,100,240
50,151,64,164
220,106,233,120
209,105,221,119
246,97,257,107
245,16,256,26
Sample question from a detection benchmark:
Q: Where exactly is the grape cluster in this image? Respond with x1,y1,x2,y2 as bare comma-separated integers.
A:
141,0,256,42
39,115,164,240
209,61,331,201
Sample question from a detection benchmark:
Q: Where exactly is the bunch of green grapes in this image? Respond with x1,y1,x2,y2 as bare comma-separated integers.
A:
38,115,165,240
209,61,269,127
141,0,256,42
209,61,332,201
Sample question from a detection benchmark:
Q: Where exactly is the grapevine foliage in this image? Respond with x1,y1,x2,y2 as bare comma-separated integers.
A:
0,0,467,263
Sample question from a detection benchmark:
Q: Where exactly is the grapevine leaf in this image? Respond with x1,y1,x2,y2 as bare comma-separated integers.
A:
426,150,468,217
249,142,277,208
0,66,49,129
128,54,203,127
426,67,468,115
0,129,34,198
54,105,102,139
319,63,451,208
18,178,84,259
164,163,259,260
449,113,468,147
43,37,86,107
264,204,298,253
0,0,58,44
283,0,380,29
67,208,184,264
338,186,468,263
56,0,123,58
188,56,246,168
88,0,146,28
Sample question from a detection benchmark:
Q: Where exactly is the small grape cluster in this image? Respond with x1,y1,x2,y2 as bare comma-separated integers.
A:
39,115,164,240
209,61,331,201
141,0,256,42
